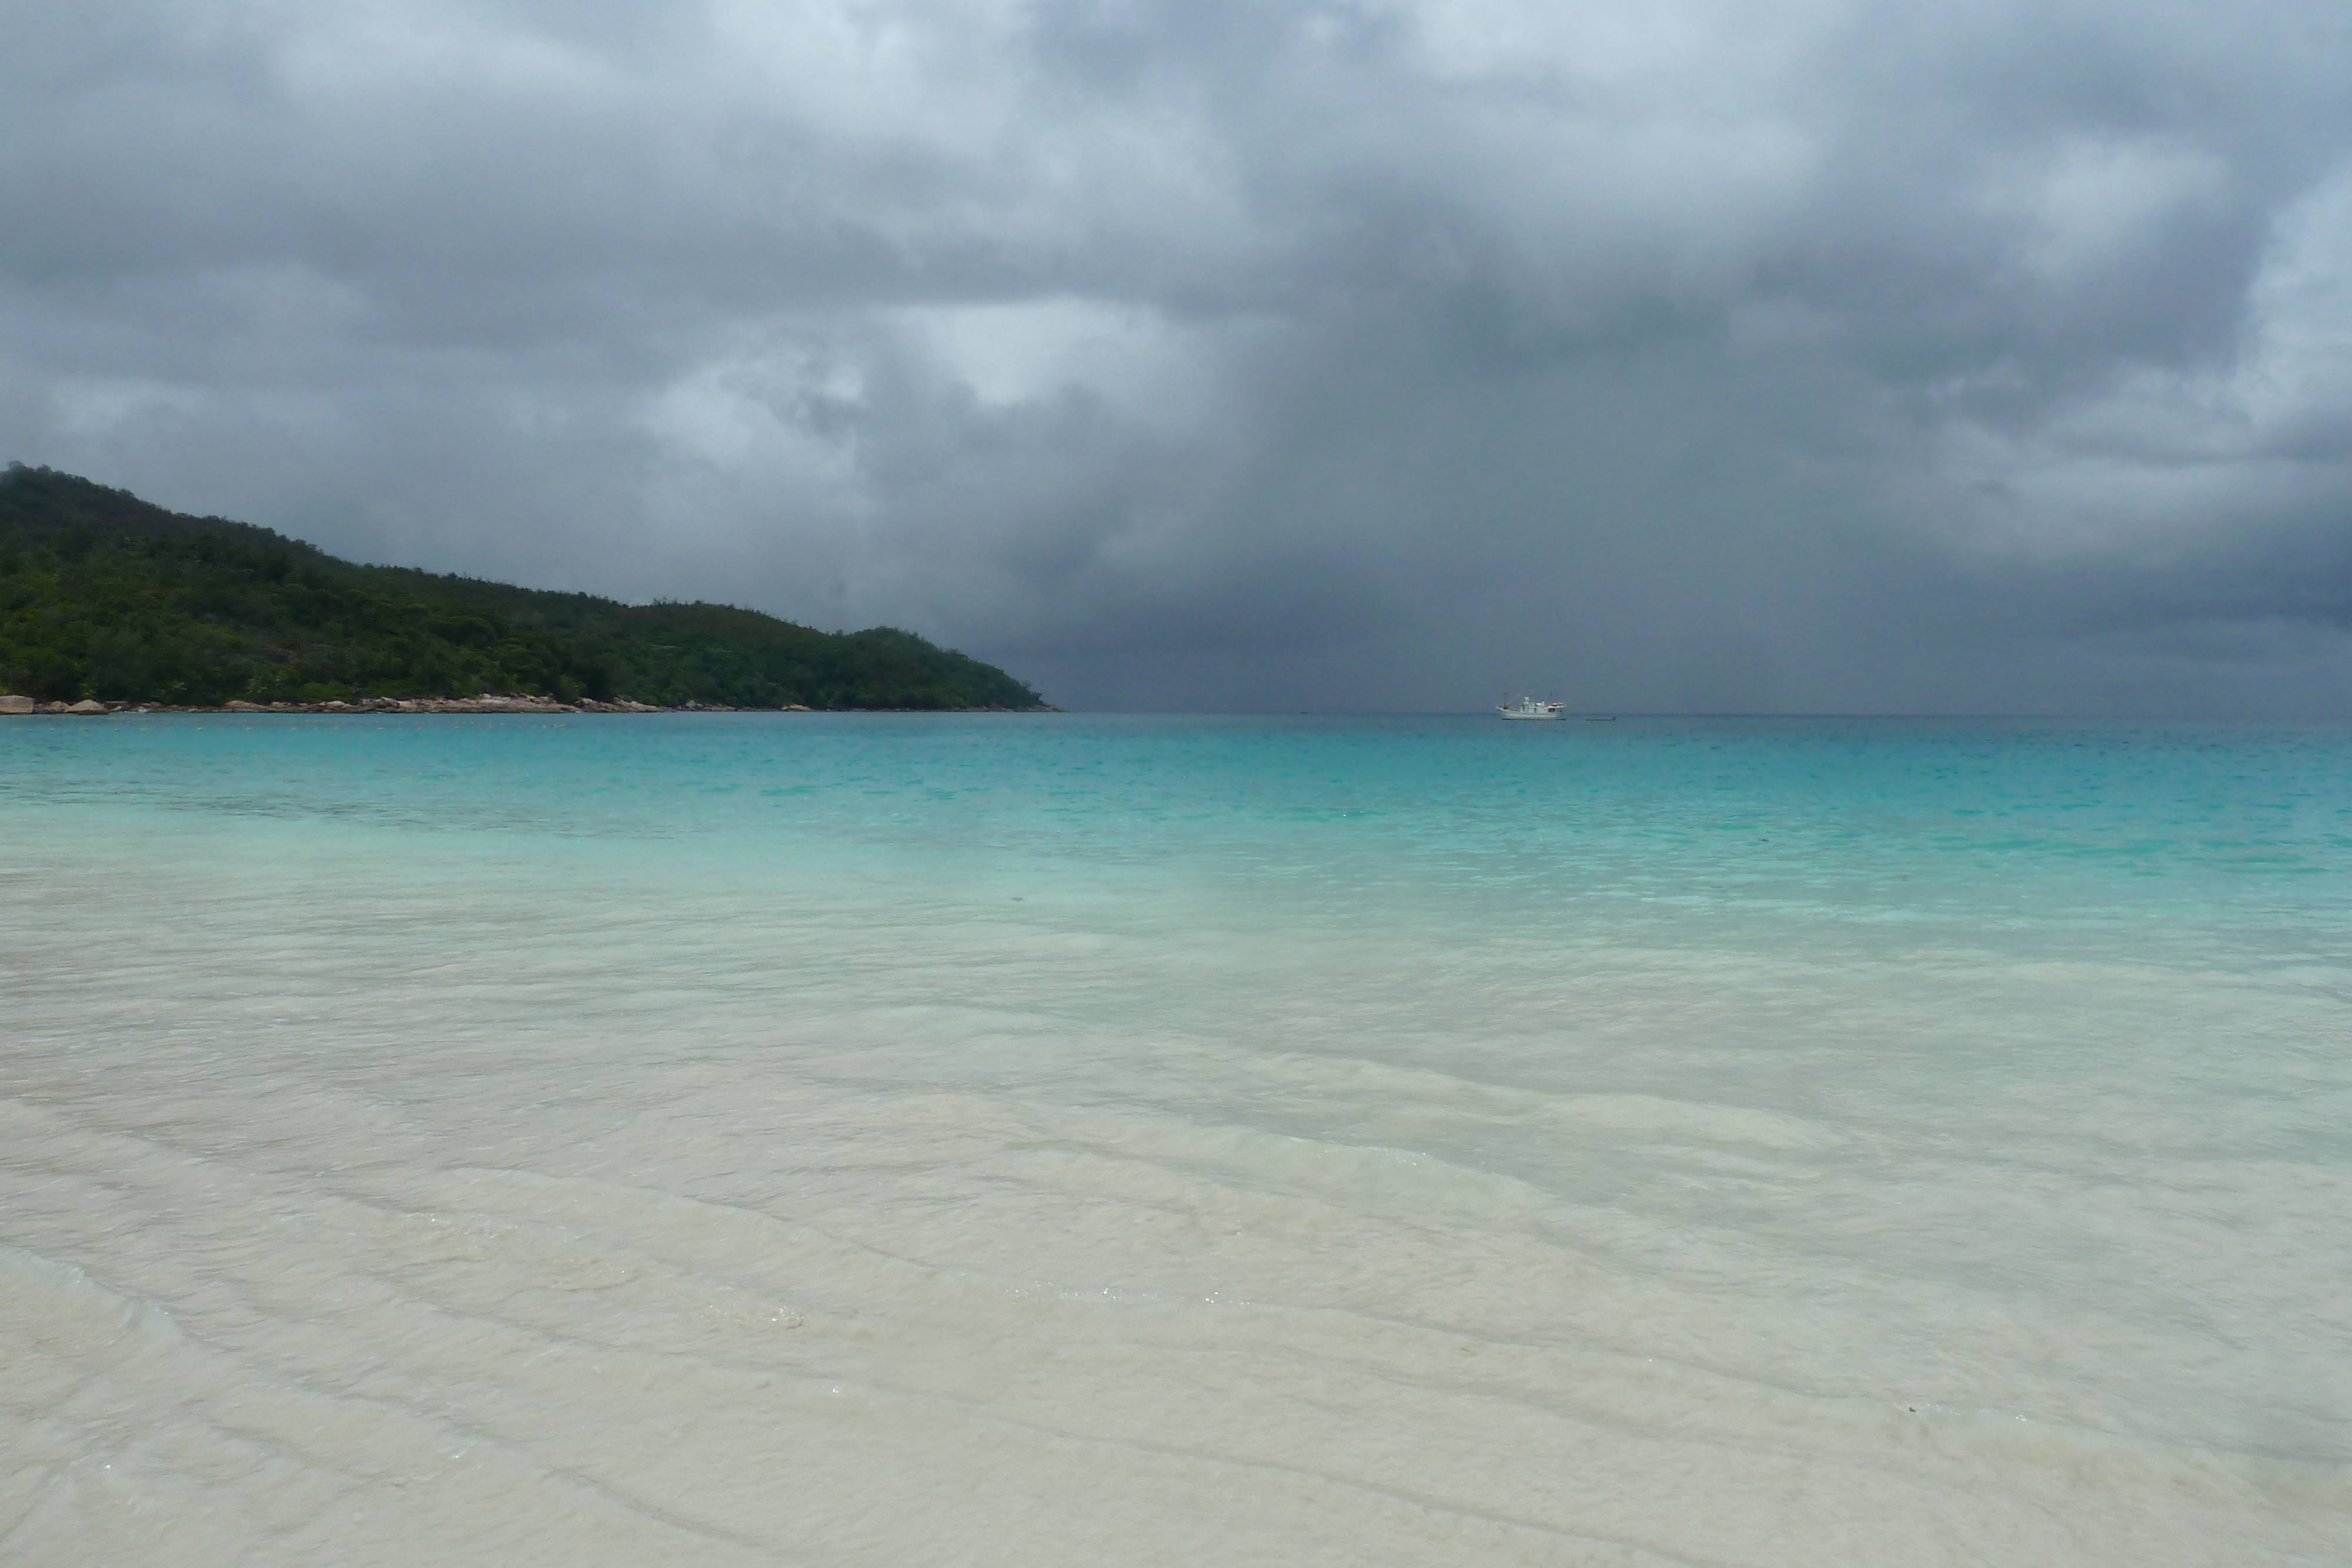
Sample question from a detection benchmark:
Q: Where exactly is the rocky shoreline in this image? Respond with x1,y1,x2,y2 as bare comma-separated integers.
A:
0,694,1057,716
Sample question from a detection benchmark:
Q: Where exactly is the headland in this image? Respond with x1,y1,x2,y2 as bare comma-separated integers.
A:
0,464,1052,713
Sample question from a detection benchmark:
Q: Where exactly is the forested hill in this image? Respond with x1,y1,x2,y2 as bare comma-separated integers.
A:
0,465,1048,710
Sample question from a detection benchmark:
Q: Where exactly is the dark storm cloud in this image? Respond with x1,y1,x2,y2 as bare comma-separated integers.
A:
6,0,2352,711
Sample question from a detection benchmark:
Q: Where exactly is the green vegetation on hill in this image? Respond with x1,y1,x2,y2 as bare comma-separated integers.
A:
0,465,1046,710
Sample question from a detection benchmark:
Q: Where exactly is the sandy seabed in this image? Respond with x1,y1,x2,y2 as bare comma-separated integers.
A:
5,717,2349,1566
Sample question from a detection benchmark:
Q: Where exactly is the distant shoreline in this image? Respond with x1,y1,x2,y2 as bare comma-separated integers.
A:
0,695,1060,717
2,467,1052,714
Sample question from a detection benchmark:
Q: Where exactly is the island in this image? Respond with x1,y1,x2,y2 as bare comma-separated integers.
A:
0,465,1051,713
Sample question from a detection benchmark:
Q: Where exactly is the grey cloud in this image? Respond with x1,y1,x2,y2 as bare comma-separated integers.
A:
5,0,2352,711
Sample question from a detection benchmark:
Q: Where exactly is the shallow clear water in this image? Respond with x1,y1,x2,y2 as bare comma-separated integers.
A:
3,713,2349,1566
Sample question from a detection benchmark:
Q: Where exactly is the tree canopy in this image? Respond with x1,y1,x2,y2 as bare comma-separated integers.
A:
0,466,1045,710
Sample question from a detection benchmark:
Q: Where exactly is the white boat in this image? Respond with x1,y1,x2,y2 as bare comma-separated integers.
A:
1497,697,1565,720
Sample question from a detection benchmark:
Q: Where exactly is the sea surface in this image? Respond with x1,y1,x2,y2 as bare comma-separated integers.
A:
3,713,2349,1566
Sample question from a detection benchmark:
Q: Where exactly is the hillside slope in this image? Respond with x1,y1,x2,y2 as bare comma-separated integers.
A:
0,466,1046,710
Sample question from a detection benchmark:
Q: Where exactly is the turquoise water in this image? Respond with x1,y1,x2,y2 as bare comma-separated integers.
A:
4,715,2350,1565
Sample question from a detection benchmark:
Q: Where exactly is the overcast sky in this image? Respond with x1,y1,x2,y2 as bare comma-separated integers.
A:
7,0,2352,712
